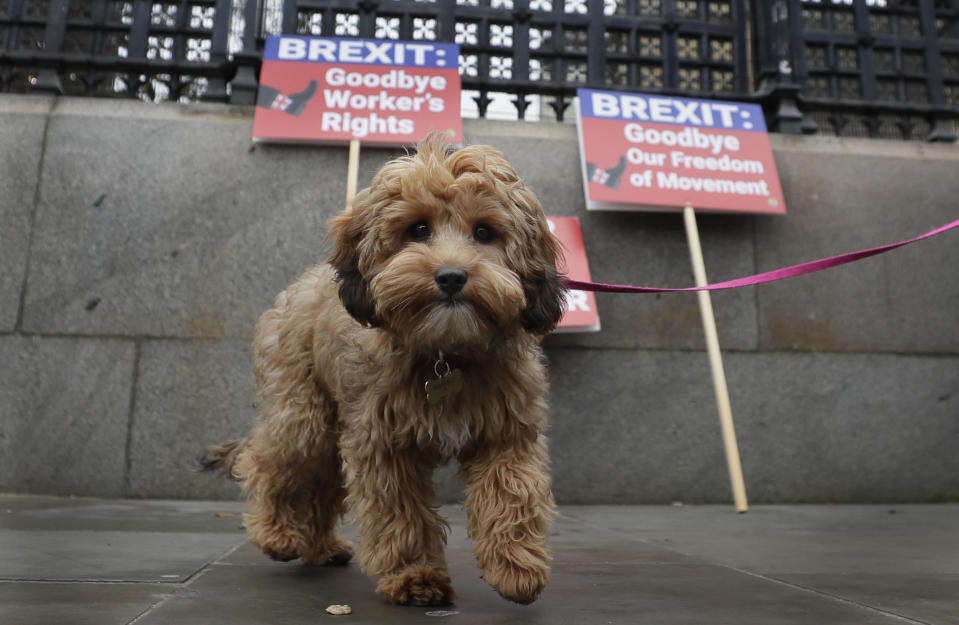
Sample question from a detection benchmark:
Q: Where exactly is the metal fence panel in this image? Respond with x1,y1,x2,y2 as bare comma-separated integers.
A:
1,0,956,139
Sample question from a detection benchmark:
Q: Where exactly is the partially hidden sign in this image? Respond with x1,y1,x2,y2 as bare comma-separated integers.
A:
575,88,785,214
253,35,462,145
550,216,600,333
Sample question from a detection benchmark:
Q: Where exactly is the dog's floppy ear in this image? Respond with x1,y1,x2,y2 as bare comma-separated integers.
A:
327,191,380,327
522,262,566,335
511,186,568,335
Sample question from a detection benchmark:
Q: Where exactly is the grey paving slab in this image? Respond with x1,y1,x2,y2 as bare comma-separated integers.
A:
138,558,914,625
0,96,51,331
562,504,959,575
3,497,958,625
138,521,912,625
0,495,245,533
781,574,959,625
0,336,135,497
0,496,245,584
757,136,959,354
0,529,245,582
129,340,254,499
563,504,959,625
0,581,173,625
21,98,347,339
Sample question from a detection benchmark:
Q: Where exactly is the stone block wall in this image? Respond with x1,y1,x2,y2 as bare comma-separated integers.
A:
1,95,957,503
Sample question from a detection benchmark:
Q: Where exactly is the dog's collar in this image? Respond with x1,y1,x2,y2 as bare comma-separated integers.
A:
425,350,464,404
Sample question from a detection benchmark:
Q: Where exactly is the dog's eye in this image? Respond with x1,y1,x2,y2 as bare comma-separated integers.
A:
409,221,431,242
473,224,495,243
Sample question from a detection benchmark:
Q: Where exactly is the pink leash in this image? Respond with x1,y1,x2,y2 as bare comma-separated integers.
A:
564,218,959,293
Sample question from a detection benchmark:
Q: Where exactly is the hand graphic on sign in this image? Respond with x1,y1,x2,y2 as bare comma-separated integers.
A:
256,80,318,117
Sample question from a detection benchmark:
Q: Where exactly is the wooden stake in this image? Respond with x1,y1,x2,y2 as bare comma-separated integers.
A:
682,206,749,513
345,139,360,210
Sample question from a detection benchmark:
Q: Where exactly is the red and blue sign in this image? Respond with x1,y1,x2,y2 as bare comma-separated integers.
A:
253,36,462,146
549,216,600,333
575,88,786,214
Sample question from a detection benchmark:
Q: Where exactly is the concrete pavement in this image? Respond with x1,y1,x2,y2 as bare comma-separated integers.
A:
1,495,957,624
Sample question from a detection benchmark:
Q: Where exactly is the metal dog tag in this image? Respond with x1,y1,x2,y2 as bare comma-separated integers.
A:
425,368,463,404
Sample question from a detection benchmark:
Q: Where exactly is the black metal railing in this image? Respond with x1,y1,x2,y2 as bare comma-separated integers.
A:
1,0,957,140
782,0,959,141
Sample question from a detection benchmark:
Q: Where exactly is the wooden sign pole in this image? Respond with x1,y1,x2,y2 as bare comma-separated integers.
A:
682,206,749,513
345,139,360,210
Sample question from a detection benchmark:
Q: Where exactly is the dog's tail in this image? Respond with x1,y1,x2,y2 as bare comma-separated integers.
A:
197,439,245,481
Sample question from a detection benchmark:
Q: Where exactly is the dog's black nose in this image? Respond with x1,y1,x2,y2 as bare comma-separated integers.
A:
435,266,468,296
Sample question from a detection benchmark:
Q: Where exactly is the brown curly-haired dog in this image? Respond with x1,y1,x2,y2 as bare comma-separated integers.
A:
202,138,566,606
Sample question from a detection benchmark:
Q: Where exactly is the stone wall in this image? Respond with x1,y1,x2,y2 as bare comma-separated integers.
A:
2,94,957,503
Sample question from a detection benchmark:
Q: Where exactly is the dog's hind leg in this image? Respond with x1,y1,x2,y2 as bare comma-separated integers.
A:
233,390,353,565
234,285,353,566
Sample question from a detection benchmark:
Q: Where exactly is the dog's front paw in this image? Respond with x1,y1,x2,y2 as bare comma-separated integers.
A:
377,566,455,606
482,555,550,605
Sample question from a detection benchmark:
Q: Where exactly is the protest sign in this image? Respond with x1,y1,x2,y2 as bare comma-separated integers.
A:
253,35,462,145
574,88,774,511
576,88,785,215
549,217,600,333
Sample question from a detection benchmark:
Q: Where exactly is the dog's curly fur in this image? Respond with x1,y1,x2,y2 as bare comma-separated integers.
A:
202,138,566,606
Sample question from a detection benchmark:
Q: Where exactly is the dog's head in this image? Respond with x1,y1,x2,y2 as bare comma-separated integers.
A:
328,138,566,352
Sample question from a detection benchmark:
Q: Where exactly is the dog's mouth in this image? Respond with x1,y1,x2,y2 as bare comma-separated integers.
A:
430,295,474,318
438,294,466,307
440,295,508,329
